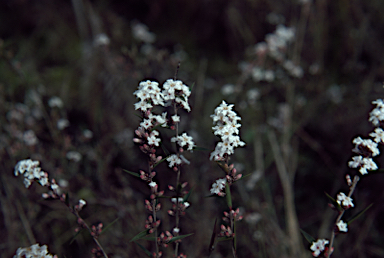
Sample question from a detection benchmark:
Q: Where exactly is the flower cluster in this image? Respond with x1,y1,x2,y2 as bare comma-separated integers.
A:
13,243,57,258
210,101,245,161
14,159,49,188
348,99,384,175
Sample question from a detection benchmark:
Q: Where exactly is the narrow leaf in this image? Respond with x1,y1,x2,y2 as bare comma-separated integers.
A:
325,192,342,212
347,203,373,225
134,242,152,257
101,217,120,234
225,183,232,209
217,236,233,242
168,233,194,244
300,229,316,244
130,229,151,242
208,218,217,255
64,192,70,207
153,157,167,168
69,229,84,245
123,169,140,178
183,186,194,202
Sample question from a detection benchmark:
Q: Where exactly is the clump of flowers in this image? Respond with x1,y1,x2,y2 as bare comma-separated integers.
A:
14,159,49,188
13,243,57,258
210,101,245,161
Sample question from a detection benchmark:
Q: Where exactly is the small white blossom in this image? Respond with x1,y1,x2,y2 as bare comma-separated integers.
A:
171,114,180,123
310,239,329,257
369,128,384,143
14,159,48,188
167,154,182,168
210,178,227,195
337,192,354,208
149,181,157,188
336,220,348,232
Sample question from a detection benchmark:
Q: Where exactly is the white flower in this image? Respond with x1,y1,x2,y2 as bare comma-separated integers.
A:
140,119,153,129
171,132,195,151
147,135,161,146
369,128,384,143
210,178,227,195
149,181,157,188
310,239,329,257
171,114,180,123
336,220,348,232
167,154,182,167
336,192,354,208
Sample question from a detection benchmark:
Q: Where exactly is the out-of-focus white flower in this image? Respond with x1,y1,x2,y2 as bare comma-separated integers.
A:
83,129,93,139
94,33,110,46
149,181,157,188
336,220,348,232
66,151,82,162
310,239,329,257
48,97,63,108
131,21,156,43
13,243,56,258
23,130,38,146
221,84,235,95
57,119,69,130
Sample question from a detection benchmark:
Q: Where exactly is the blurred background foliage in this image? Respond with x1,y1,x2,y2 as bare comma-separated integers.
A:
1,0,384,257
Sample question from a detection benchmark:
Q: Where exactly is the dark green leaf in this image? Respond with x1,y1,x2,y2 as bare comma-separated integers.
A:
123,169,140,178
101,217,120,234
183,186,194,202
134,242,152,257
347,203,373,225
168,233,194,243
300,229,316,244
130,229,151,242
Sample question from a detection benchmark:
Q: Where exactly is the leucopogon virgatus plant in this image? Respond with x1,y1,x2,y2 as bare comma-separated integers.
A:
13,159,109,258
128,75,245,258
302,99,384,258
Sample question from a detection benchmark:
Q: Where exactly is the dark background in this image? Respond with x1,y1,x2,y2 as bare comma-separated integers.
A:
1,0,384,257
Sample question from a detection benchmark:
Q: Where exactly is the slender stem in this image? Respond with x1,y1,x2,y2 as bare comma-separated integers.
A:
326,175,360,258
72,210,109,258
174,103,181,257
152,199,159,256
